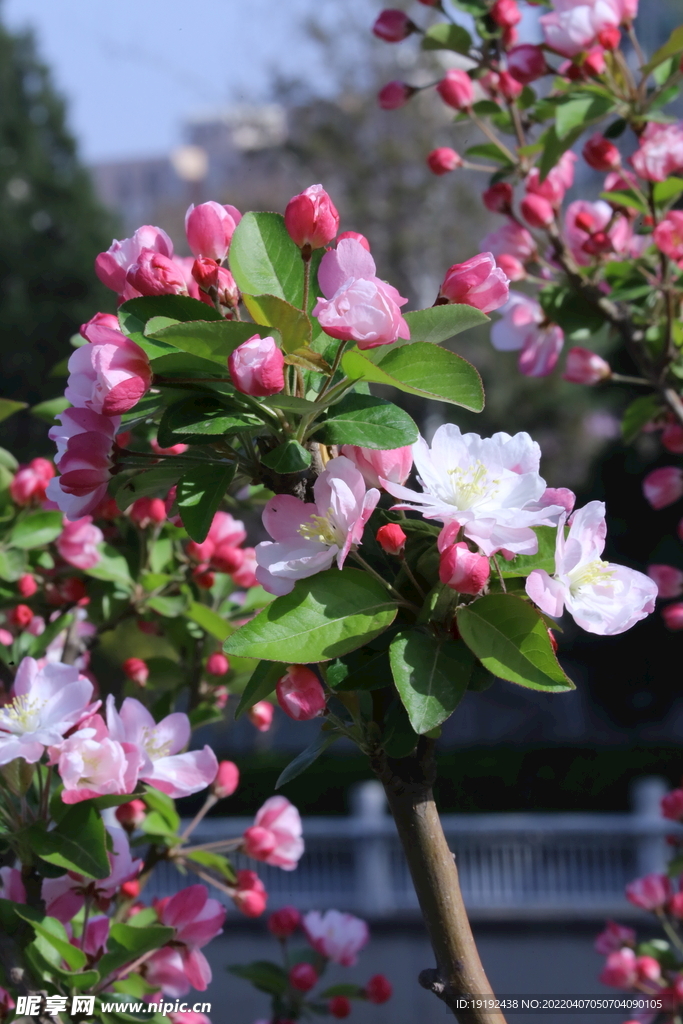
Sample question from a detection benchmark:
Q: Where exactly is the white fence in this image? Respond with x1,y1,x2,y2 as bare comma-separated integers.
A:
148,777,675,918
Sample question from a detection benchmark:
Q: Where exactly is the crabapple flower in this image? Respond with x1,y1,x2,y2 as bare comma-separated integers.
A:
583,134,621,172
563,348,611,384
507,45,547,84
491,0,521,28
106,696,218,798
0,867,26,904
525,153,577,206
376,523,407,555
491,293,564,377
330,996,352,1018
483,183,513,214
372,9,416,41
480,222,536,263
625,873,671,910
290,963,318,992
56,516,103,570
186,511,247,573
126,249,187,297
51,715,141,804
213,760,239,798
147,885,225,995
594,920,636,955
521,194,554,229
10,458,55,505
116,799,147,830
438,253,509,313
206,652,230,676
95,225,173,295
185,202,239,261
0,657,95,766
385,424,564,556
248,701,274,731
540,0,620,57
525,501,657,635
436,69,474,110
228,335,285,397
340,444,413,490
255,455,380,596
427,147,463,175
313,238,410,349
303,910,369,966
123,657,149,685
47,407,120,519
439,542,490,595
662,603,683,630
661,789,683,820
378,81,416,109
268,906,301,938
130,496,166,528
17,575,37,598
564,200,632,266
242,796,304,870
653,211,683,263
276,665,326,721
232,870,267,918
285,184,339,250
42,826,141,922
631,121,683,182
647,564,683,598
643,467,683,509
231,547,258,589
366,975,393,1004
68,318,152,416
600,947,637,988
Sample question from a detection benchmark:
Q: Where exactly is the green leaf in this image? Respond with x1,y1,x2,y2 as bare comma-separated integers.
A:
261,440,312,474
622,394,662,443
472,99,502,117
230,211,321,310
382,700,419,758
150,319,277,368
234,660,286,719
184,849,236,881
224,568,398,662
228,961,289,996
421,22,472,53
653,177,683,204
145,593,189,617
499,527,557,578
538,285,605,339
539,123,584,180
185,601,233,642
0,547,27,582
84,544,134,588
162,395,260,437
465,143,514,165
98,923,175,979
403,304,488,344
326,646,392,691
342,341,484,412
389,630,474,734
555,92,614,140
0,398,28,422
143,786,180,830
115,464,184,511
243,293,312,352
641,25,683,76
598,189,648,215
11,511,63,549
320,984,365,999
29,802,111,879
314,393,418,449
119,295,222,332
177,462,236,542
14,910,87,971
457,594,574,692
0,447,18,472
276,728,338,788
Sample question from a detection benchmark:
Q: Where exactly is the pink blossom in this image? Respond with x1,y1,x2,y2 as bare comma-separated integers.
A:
213,760,239,798
48,429,116,520
426,147,463,175
169,1015,211,1024
290,962,318,992
42,826,142,922
51,715,140,804
313,238,410,349
378,81,416,110
276,665,326,721
228,335,285,397
496,254,525,281
662,603,683,630
373,9,416,42
366,975,393,1004
436,69,474,110
10,458,55,505
56,516,103,570
438,253,509,313
242,796,304,870
248,701,274,732
563,347,611,384
625,873,671,910
0,866,26,904
284,184,339,250
498,70,523,100
123,657,149,686
206,652,230,677
483,183,513,214
338,231,371,250
74,915,110,958
106,696,218,798
583,134,621,172
130,496,166,528
661,789,683,820
65,325,152,417
564,200,632,266
521,194,554,228
126,249,188,297
507,45,547,84
116,799,147,830
647,564,683,598
599,947,637,989
491,0,521,28
185,202,239,261
49,406,120,465
255,455,380,595
643,467,683,509
526,152,577,205
439,542,490,595
232,869,267,918
480,222,536,262
147,885,225,995
594,920,636,955
231,547,258,589
540,0,620,57
654,211,683,263
340,444,413,490
95,225,174,294
186,511,247,573
303,910,369,966
0,657,96,766
268,906,301,938
631,122,683,182
491,293,564,377
526,501,657,635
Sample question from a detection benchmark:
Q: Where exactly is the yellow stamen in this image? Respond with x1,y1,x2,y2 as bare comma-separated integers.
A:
569,559,614,592
447,461,500,509
298,510,342,547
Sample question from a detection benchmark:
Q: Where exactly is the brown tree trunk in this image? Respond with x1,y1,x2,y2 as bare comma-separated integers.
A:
372,738,507,1024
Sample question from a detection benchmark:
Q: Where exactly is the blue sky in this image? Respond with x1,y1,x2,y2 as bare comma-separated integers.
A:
3,0,369,162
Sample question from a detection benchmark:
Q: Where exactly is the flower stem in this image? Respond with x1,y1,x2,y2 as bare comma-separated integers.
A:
351,551,420,614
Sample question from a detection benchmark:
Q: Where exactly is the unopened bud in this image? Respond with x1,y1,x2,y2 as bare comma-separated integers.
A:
439,542,490,595
426,147,463,175
376,523,407,555
122,657,149,686
276,665,326,721
562,347,611,384
213,760,240,799
115,799,147,830
206,652,230,676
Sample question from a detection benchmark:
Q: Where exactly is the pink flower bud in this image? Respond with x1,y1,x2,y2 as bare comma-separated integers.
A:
625,873,671,910
9,605,33,629
439,542,490,595
594,920,636,955
0,629,12,646
598,25,621,49
643,467,683,509
653,211,683,262
10,458,55,505
426,147,463,175
27,616,45,637
284,184,339,250
341,444,413,489
562,347,611,384
129,496,166,528
372,9,416,42
662,423,683,454
115,799,147,830
496,254,526,281
228,334,285,397
242,825,277,859
636,956,661,983
583,134,621,172
436,69,474,110
507,44,547,84
498,70,523,100
269,906,301,938
376,523,407,555
378,81,416,110
213,760,240,798
662,603,683,630
521,193,554,228
491,0,521,27
248,700,274,732
151,438,188,456
483,183,513,214
126,249,187,297
276,665,326,721
662,788,683,820
289,963,318,992
647,564,683,598
329,997,351,1019
670,892,683,918
599,948,637,988
185,202,238,261
123,657,149,686
233,869,267,918
439,253,510,313
338,231,371,251
17,574,37,598
583,47,607,76
365,975,392,1004
206,652,230,676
